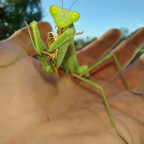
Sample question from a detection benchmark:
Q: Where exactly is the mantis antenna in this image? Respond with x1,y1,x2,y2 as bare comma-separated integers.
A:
62,0,63,8
69,0,78,10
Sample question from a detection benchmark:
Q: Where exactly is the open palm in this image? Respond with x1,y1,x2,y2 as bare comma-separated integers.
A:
0,22,144,144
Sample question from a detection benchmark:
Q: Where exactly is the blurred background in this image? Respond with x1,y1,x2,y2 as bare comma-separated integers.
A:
0,0,144,62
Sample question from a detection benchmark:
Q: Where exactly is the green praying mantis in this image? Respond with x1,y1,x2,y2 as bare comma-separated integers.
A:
1,0,142,144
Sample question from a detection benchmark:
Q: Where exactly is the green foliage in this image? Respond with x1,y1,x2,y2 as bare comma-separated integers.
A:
0,0,42,40
120,27,130,39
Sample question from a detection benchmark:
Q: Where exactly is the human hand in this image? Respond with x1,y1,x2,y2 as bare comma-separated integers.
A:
0,22,144,144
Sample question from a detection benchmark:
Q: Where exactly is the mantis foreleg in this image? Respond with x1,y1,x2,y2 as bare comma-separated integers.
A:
24,21,47,55
72,73,129,144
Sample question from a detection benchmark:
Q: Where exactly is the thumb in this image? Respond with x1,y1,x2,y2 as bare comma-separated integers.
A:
8,21,52,56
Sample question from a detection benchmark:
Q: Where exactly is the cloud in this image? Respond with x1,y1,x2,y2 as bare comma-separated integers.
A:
136,20,144,27
137,23,144,27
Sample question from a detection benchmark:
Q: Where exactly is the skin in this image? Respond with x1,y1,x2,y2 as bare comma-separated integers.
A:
0,22,144,144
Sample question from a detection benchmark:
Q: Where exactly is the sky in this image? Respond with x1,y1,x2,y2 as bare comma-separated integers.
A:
41,0,144,39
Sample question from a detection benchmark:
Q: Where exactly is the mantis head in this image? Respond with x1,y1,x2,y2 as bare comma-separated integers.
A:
49,5,80,28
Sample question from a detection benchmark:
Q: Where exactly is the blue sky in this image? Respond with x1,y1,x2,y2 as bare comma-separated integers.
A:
41,0,144,39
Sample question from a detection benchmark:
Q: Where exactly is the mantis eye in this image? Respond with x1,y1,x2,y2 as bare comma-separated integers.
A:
50,5,58,16
70,12,80,22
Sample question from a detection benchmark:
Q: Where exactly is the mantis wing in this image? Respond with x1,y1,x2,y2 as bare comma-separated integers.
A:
61,37,78,73
56,41,70,69
50,24,88,74
48,24,76,69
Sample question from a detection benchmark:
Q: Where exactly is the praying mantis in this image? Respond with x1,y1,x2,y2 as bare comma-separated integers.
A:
1,1,143,144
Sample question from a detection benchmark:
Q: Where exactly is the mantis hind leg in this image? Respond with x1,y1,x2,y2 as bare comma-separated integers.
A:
79,53,141,95
0,44,32,68
72,73,129,144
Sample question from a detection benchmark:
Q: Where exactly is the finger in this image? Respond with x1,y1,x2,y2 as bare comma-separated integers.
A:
112,28,144,68
8,22,52,56
114,53,144,90
77,29,121,66
89,28,144,81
